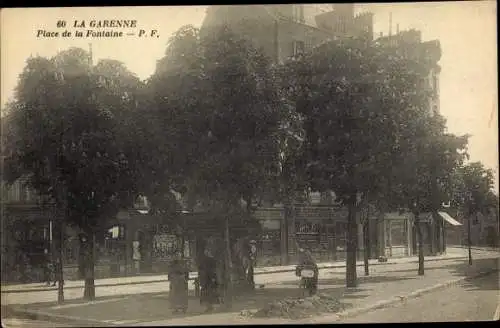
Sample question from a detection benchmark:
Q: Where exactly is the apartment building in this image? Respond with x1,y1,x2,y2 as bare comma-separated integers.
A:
201,4,374,63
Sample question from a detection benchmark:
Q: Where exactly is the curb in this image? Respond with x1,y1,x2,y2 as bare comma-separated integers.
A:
6,307,117,327
1,255,467,294
452,246,500,252
334,268,499,321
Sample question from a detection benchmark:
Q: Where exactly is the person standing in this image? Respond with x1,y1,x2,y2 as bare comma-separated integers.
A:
296,247,319,292
43,249,54,286
132,240,141,274
247,239,257,289
53,256,63,287
199,248,218,312
168,251,188,314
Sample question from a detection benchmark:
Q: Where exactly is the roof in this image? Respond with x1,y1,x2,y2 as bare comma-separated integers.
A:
262,5,334,34
202,5,335,36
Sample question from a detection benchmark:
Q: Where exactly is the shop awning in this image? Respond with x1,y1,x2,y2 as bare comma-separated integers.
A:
438,211,462,226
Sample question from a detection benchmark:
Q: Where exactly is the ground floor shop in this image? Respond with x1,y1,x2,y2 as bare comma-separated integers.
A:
1,204,57,283
2,202,463,283
254,206,383,266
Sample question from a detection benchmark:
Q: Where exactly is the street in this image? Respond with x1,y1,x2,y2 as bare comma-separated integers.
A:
342,272,500,323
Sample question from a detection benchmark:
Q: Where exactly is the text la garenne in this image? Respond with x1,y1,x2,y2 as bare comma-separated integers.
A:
73,20,138,28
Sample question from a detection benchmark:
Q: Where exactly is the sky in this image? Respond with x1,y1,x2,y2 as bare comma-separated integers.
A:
1,2,498,191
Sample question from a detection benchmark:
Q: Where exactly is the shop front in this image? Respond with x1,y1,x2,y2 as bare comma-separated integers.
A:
2,204,55,283
383,212,412,258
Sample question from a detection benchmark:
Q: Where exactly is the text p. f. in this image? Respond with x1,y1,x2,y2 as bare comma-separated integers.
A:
138,29,159,38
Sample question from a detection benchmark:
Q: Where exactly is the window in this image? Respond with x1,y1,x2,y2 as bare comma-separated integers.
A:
433,74,439,93
293,40,305,56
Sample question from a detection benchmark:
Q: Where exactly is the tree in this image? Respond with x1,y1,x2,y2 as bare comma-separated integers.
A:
149,25,283,304
452,162,495,215
284,37,439,287
5,48,145,301
388,109,468,274
451,161,496,261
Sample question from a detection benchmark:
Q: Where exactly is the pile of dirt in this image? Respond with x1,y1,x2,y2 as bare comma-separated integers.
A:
250,292,346,320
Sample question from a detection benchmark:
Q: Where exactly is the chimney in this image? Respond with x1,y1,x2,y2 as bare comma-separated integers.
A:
389,12,392,37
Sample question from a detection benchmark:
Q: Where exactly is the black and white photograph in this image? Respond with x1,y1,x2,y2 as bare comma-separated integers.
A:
1,2,498,326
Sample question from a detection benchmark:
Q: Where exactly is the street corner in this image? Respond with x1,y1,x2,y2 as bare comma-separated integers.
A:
9,293,223,326
2,306,113,328
1,295,140,327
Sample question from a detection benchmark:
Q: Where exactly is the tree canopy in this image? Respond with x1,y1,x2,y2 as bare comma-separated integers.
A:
148,25,283,213
5,48,145,231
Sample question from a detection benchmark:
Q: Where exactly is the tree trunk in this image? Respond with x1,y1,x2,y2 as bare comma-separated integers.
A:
363,221,369,276
346,194,358,288
416,214,424,276
283,203,291,265
223,215,233,309
57,220,65,304
467,213,472,265
83,231,96,301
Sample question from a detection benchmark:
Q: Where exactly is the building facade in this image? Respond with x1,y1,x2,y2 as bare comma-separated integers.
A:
199,4,435,265
201,4,373,64
1,177,56,282
376,29,442,116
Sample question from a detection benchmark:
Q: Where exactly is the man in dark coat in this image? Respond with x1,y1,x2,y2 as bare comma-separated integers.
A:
168,251,188,313
198,249,218,312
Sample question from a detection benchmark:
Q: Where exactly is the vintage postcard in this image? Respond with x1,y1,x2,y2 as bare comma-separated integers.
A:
1,3,498,326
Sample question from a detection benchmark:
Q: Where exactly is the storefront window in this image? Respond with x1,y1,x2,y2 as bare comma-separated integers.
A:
391,220,407,246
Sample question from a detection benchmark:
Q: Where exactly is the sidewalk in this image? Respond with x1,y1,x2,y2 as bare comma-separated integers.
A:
2,246,480,294
144,255,500,326
3,251,498,326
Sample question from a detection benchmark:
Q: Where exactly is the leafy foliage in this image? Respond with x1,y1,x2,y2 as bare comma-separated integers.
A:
149,25,283,212
5,48,145,231
451,161,496,215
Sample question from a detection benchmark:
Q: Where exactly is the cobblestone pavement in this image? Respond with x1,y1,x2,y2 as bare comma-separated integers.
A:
3,253,497,326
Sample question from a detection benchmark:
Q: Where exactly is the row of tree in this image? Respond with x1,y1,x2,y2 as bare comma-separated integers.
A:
2,24,497,303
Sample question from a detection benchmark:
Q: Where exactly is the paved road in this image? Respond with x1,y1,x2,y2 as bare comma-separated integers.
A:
342,272,500,323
